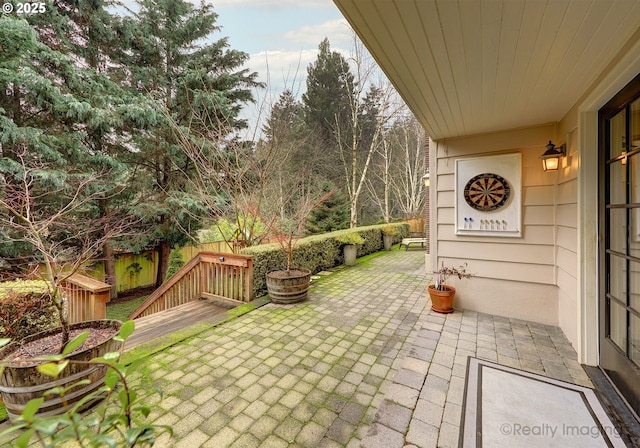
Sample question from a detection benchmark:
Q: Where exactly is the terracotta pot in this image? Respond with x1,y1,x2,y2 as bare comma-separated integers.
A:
427,284,456,314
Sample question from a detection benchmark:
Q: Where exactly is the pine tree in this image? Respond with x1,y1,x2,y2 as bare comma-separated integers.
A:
125,0,263,285
0,14,134,268
19,1,159,297
302,38,356,184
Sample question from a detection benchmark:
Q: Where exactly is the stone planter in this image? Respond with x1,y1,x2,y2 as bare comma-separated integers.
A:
266,269,311,304
343,244,358,266
383,234,394,250
0,320,123,421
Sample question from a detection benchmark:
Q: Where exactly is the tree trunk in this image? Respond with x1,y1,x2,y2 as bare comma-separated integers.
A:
103,242,117,300
156,242,171,287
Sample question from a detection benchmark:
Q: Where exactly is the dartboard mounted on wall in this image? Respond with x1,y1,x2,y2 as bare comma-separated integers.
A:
455,154,521,237
463,173,511,211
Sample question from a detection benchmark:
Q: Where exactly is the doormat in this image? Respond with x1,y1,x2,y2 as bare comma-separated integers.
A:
459,357,626,447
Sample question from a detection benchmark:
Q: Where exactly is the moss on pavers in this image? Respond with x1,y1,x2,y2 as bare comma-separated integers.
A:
121,295,271,365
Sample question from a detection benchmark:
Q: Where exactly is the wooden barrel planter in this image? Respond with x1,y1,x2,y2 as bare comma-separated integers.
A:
266,269,311,304
0,320,123,421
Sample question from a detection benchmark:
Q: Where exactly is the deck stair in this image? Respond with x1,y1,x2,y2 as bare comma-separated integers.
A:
129,252,254,320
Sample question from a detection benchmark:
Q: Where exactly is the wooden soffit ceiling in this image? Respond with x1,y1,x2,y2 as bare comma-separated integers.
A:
333,0,640,140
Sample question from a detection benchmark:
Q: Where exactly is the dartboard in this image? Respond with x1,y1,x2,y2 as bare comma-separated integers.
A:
464,173,511,211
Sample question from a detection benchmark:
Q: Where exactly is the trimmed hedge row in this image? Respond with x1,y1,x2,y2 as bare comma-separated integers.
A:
0,291,58,341
241,223,409,297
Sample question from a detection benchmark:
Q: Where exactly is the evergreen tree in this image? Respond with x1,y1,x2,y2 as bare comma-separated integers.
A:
17,1,158,297
302,38,355,183
305,182,350,233
124,0,263,285
0,14,134,269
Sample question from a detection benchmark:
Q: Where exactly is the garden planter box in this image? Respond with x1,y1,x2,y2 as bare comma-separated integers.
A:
0,319,123,421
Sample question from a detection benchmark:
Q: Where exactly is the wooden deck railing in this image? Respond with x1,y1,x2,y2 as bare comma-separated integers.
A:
60,274,112,324
128,252,254,319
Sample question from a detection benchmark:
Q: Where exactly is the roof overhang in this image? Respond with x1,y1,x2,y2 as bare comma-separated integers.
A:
333,0,640,140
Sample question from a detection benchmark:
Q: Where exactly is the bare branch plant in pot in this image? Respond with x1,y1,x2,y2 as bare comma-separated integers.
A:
428,262,473,313
264,190,333,304
0,153,137,420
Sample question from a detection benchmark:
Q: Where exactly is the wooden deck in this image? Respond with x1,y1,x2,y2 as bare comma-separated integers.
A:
124,299,230,351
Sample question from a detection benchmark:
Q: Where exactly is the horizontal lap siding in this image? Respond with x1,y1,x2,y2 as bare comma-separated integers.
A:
436,147,556,285
556,135,579,347
433,125,564,325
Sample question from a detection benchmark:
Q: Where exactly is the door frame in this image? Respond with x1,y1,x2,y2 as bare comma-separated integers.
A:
598,73,640,416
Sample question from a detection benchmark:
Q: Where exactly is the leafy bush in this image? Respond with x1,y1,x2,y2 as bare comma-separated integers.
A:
0,280,59,340
0,321,172,447
164,248,185,281
336,233,365,245
242,223,409,297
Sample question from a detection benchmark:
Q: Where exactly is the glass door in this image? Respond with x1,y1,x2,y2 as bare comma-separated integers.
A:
600,74,640,415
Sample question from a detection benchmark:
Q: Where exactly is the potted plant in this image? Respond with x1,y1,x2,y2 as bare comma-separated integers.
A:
381,226,397,250
427,262,473,313
337,233,365,266
264,191,333,304
0,323,173,446
0,154,135,420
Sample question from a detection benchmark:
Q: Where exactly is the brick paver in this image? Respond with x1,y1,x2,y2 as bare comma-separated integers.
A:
135,250,429,447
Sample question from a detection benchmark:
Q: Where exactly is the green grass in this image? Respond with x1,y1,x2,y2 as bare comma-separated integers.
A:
106,296,149,322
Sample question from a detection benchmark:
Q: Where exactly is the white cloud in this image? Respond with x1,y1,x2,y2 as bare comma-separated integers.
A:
211,0,329,9
282,18,351,48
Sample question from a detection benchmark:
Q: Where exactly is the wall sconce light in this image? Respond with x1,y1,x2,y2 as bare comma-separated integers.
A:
422,170,430,187
540,140,566,171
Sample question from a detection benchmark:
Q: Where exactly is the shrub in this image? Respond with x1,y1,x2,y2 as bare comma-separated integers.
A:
164,248,185,281
0,322,172,446
242,223,410,297
336,233,365,245
0,280,59,340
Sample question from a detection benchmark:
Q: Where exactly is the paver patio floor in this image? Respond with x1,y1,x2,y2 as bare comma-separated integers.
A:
143,249,429,448
1,249,605,447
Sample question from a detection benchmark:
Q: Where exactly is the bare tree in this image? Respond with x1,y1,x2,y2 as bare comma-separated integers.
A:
168,90,308,252
336,33,406,227
367,113,427,220
0,150,137,346
391,116,427,219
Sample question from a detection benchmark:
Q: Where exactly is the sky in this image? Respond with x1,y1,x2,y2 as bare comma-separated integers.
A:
114,0,358,131
212,0,354,129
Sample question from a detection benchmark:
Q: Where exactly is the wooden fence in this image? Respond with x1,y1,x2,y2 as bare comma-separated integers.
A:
60,274,112,324
129,252,254,319
406,218,427,234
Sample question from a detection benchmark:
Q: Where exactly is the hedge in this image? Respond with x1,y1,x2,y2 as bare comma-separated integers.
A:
0,280,59,340
241,223,409,297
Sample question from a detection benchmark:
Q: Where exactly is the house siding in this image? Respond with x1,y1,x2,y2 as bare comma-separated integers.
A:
432,124,567,325
556,132,579,348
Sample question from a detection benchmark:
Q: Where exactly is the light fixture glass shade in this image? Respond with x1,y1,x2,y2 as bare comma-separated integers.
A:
422,171,430,187
540,141,565,172
541,156,560,171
